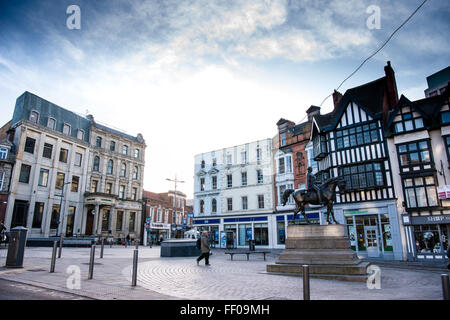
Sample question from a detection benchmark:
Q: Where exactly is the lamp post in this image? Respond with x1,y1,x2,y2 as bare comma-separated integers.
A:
166,175,184,239
56,181,72,237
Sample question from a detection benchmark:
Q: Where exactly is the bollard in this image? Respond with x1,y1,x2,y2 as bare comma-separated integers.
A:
88,245,96,280
50,241,57,273
58,234,63,258
132,249,138,286
135,239,139,250
442,274,450,300
302,265,310,300
100,238,104,259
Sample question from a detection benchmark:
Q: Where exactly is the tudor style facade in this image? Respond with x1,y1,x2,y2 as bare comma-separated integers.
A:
310,62,404,260
386,90,450,261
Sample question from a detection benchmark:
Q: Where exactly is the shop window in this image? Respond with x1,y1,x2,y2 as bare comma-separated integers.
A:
129,212,136,232
277,221,285,245
238,224,252,246
254,223,268,246
414,225,444,254
102,210,110,231
116,211,123,231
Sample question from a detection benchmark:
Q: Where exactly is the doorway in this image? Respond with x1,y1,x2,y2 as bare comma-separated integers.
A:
85,209,94,235
11,200,29,228
364,226,380,257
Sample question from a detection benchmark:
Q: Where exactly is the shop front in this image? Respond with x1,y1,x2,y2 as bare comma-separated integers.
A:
401,214,450,261
223,216,269,248
193,218,220,247
149,222,171,244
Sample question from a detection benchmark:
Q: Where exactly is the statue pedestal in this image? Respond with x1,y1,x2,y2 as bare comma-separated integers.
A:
266,225,371,282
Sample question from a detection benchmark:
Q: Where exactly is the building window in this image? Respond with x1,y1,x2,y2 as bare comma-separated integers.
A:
212,158,217,166
242,196,248,210
258,195,265,209
24,137,36,154
30,110,39,123
102,210,110,232
278,157,285,174
0,172,4,191
212,176,217,190
32,202,44,229
241,172,247,186
201,160,205,169
122,145,128,155
47,118,56,130
257,170,263,184
110,141,116,151
397,140,432,172
227,198,233,211
59,148,68,163
254,223,269,245
200,178,205,191
132,166,138,179
257,148,262,161
71,175,79,192
120,162,126,177
241,151,247,164
55,172,65,190
63,123,71,135
38,169,49,187
119,185,125,198
212,199,217,213
403,176,438,208
445,136,450,161
107,159,114,175
134,149,140,159
91,180,98,193
0,147,8,160
96,136,102,148
157,209,162,222
129,212,136,232
93,156,100,171
74,152,82,167
19,164,31,183
227,174,232,188
227,154,232,166
394,110,425,134
339,162,385,191
441,111,450,125
199,200,204,214
280,133,286,146
116,211,123,231
77,129,84,140
336,122,379,150
42,143,53,159
106,182,112,194
132,187,137,200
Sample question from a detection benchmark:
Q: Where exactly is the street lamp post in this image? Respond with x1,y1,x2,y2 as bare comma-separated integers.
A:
56,181,72,237
166,175,184,239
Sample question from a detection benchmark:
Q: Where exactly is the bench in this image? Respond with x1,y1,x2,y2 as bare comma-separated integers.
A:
224,250,270,261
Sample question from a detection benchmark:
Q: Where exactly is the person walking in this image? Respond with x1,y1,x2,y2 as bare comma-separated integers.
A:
196,231,211,266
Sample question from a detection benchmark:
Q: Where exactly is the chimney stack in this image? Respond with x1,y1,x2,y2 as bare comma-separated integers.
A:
384,61,399,110
332,90,343,110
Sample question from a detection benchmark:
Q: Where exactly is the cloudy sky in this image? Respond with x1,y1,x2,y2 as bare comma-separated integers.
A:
0,0,449,198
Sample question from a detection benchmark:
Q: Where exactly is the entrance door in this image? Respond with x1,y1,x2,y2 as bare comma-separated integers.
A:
364,226,380,257
11,200,29,228
85,210,94,235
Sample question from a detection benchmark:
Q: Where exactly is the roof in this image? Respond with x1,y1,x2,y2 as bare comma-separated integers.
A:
292,121,310,136
93,122,139,143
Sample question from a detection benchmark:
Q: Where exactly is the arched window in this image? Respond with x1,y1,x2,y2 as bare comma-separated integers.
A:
107,159,114,174
212,199,217,213
201,160,205,169
200,200,204,214
96,136,102,148
132,166,138,179
120,162,126,177
93,156,100,171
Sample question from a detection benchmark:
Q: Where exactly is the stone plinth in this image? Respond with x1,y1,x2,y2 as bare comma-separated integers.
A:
267,225,371,282
160,239,201,257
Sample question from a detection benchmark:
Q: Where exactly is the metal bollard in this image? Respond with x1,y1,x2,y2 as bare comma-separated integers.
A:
88,245,96,280
58,234,63,258
442,274,450,300
132,249,138,286
135,239,139,250
100,238,104,259
50,241,57,273
302,265,310,300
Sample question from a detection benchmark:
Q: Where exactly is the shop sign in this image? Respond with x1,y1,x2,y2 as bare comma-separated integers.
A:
150,222,169,229
438,186,450,199
410,215,450,225
344,210,369,215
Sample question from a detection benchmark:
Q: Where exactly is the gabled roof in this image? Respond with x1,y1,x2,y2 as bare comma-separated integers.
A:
292,121,310,136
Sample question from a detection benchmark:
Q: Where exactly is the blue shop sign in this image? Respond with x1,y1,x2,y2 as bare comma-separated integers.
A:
193,219,220,225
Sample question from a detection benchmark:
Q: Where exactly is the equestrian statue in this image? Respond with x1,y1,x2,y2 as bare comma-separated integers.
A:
281,167,346,224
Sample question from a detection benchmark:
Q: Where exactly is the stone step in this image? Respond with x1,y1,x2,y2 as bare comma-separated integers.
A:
279,249,358,262
264,270,370,283
267,261,371,277
275,259,363,266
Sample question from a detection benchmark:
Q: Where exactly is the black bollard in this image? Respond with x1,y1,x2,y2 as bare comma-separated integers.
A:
100,238,104,259
135,239,139,250
50,241,57,273
88,245,96,280
302,265,310,300
442,274,450,300
58,234,63,258
132,249,138,286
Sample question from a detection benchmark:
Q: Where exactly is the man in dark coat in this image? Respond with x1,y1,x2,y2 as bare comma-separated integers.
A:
307,167,322,204
196,231,211,266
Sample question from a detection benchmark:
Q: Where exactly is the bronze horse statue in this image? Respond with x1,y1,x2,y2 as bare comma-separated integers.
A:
281,177,346,224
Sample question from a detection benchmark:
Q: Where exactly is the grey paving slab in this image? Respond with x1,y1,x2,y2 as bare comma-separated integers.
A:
0,246,448,300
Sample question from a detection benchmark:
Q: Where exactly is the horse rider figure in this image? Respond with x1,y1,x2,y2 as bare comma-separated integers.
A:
307,167,323,205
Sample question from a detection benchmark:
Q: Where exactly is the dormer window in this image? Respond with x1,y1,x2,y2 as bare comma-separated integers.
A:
280,133,286,146
394,110,425,134
77,129,84,140
63,123,71,135
30,110,39,123
47,118,56,129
